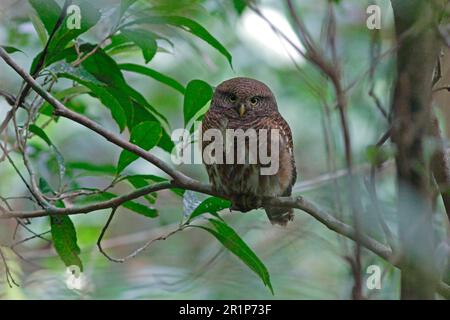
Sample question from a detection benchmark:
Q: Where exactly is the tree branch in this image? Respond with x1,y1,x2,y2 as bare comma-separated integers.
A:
0,181,175,219
0,46,192,184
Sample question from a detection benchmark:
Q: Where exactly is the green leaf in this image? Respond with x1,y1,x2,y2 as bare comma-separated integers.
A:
117,121,162,173
121,84,169,128
50,215,83,271
39,177,54,194
183,80,213,126
120,0,138,16
29,11,48,45
104,33,133,51
49,61,104,85
124,100,174,153
30,0,101,64
44,44,173,152
196,218,273,294
124,175,157,204
171,188,185,197
63,45,170,129
29,124,65,188
29,124,52,145
119,63,185,94
66,161,116,175
85,84,128,132
1,46,25,54
82,191,158,218
122,201,158,218
233,0,247,15
158,128,175,153
365,145,391,166
118,174,168,183
105,31,173,54
70,44,126,86
119,174,184,198
40,85,91,116
29,0,60,35
50,1,101,52
51,62,127,131
123,15,233,67
121,29,157,63
40,86,90,116
118,174,183,197
189,196,231,221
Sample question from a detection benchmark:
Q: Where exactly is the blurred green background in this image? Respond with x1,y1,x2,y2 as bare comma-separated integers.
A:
0,0,433,299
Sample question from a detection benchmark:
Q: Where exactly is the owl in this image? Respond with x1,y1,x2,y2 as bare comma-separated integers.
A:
201,77,297,225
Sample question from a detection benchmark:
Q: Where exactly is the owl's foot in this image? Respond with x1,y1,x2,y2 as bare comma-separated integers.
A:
265,207,294,226
230,195,262,212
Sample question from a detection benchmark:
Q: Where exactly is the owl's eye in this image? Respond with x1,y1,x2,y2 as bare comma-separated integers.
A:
228,95,237,103
250,97,260,105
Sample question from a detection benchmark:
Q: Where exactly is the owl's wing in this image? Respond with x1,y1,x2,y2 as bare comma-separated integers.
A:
201,110,213,151
270,113,297,193
201,108,225,172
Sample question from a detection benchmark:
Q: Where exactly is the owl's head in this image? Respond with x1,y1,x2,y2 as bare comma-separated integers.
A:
211,77,278,119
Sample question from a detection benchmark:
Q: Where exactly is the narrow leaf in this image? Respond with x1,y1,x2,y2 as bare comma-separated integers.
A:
118,174,181,197
117,121,162,173
50,215,83,271
65,45,170,129
124,175,157,204
81,191,158,218
121,29,157,63
119,63,185,94
189,196,231,221
29,124,52,145
30,0,101,56
29,11,48,44
122,15,233,67
1,46,25,55
29,124,65,187
233,0,248,15
51,63,127,132
122,201,158,218
66,161,116,175
49,1,101,53
120,0,138,16
29,0,60,35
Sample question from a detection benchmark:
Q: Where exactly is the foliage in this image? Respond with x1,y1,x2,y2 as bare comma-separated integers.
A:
0,0,275,295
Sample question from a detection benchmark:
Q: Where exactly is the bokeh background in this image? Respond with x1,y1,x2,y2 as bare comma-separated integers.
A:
0,0,448,299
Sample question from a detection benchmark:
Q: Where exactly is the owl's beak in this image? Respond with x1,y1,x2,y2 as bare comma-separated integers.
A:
238,104,246,117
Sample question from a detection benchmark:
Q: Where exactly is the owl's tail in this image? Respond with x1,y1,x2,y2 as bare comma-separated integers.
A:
264,206,294,226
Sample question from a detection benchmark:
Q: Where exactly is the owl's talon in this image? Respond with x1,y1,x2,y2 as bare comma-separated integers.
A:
230,195,263,212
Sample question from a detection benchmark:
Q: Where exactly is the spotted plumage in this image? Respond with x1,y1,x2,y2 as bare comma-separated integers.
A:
202,77,297,225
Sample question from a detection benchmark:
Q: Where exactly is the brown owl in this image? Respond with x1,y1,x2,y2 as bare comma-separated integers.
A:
202,77,297,225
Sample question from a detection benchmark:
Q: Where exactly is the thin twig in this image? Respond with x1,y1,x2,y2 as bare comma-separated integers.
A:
97,207,187,263
0,247,19,287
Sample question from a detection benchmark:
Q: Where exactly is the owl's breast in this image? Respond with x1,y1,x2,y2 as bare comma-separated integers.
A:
207,159,285,198
203,115,294,198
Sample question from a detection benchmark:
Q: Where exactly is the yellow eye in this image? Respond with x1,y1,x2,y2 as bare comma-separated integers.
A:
250,97,259,105
228,95,237,102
